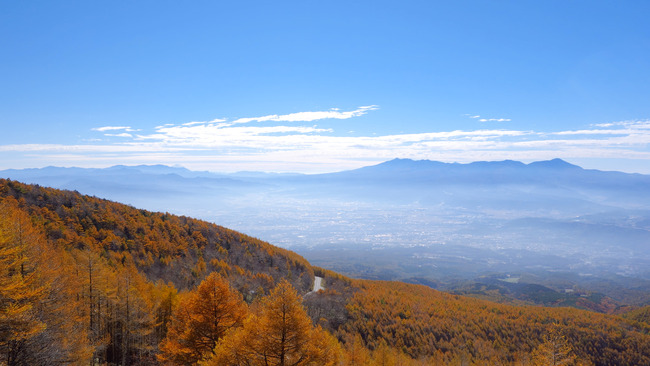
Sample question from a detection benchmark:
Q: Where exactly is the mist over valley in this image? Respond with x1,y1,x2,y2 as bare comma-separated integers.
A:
5,158,650,306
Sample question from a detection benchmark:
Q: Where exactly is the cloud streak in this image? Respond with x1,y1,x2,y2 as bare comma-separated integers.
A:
93,126,139,132
466,115,511,122
230,105,378,125
479,118,511,122
2,105,650,173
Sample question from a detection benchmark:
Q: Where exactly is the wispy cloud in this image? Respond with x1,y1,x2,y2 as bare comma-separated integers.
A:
479,118,511,122
93,126,139,132
230,105,378,125
2,106,650,173
465,114,511,122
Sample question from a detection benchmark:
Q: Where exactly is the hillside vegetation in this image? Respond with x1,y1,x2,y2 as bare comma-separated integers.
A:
1,179,650,365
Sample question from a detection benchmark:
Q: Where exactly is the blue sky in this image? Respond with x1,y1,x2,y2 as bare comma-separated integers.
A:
2,1,650,173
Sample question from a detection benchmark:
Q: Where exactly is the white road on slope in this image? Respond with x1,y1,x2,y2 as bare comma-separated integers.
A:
312,276,324,292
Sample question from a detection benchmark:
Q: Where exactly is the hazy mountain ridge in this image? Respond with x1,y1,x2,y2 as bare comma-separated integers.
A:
3,159,650,294
10,157,649,208
317,158,650,206
5,158,649,199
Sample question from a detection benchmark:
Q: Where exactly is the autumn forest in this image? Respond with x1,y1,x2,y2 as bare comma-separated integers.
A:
1,178,650,365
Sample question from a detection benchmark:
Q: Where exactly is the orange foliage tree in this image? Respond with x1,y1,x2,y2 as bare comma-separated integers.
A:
159,272,247,365
342,334,371,366
0,197,92,365
531,323,575,366
0,199,47,364
205,280,341,366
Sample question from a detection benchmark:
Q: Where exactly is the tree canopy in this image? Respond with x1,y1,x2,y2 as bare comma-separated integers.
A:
159,272,247,365
205,280,342,366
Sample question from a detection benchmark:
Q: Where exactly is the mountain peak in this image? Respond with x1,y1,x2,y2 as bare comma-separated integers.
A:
369,158,449,171
382,158,582,171
527,158,581,170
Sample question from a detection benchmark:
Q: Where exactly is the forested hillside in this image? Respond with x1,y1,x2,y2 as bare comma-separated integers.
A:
338,280,650,365
0,179,315,365
2,179,650,365
0,179,313,292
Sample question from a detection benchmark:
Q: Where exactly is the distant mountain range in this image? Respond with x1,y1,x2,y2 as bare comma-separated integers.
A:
3,159,650,284
321,158,650,193
4,158,649,199
4,158,650,221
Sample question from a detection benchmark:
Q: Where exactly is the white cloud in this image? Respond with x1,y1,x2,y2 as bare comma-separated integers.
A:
180,119,226,127
93,126,132,132
231,105,378,124
552,129,628,136
4,109,650,173
93,126,140,133
465,114,511,123
478,118,511,122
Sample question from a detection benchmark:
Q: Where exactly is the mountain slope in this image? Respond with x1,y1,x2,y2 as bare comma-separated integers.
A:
340,280,650,365
2,179,650,365
0,178,313,293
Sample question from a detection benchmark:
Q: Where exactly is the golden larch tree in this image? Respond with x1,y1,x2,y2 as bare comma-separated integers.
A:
158,272,247,365
205,279,341,366
531,323,575,366
0,199,47,365
343,333,371,366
